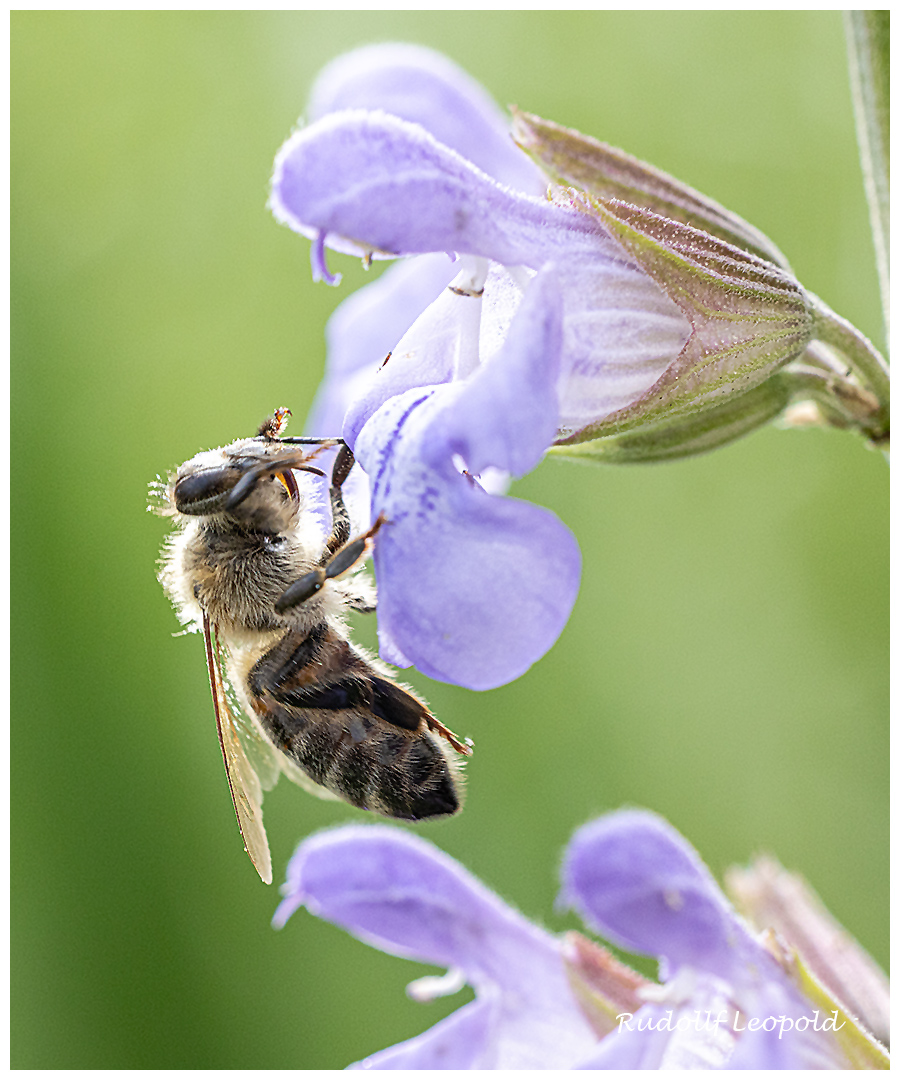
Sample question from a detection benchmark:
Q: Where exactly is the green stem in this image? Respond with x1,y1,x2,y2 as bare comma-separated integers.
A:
810,294,890,431
783,365,884,438
844,11,890,336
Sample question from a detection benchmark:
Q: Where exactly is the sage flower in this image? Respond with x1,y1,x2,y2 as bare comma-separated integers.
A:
268,45,887,688
269,41,849,689
271,46,691,689
273,824,599,1069
274,810,885,1069
562,812,876,1068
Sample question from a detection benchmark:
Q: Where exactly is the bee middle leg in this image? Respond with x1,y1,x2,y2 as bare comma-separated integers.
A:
274,512,387,615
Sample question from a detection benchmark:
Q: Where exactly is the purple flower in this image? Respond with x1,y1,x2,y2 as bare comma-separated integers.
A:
270,45,690,690
272,824,598,1069
561,812,858,1068
274,811,871,1069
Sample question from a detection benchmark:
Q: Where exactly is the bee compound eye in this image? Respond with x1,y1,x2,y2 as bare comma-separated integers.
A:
173,466,242,514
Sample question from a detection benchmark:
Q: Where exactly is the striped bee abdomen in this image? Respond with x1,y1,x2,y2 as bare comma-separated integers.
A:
247,626,463,819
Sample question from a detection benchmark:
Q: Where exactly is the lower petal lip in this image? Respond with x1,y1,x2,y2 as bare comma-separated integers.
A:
372,490,581,691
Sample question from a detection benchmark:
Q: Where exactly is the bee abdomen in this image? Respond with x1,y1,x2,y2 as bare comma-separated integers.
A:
261,699,460,819
248,626,463,820
332,725,460,820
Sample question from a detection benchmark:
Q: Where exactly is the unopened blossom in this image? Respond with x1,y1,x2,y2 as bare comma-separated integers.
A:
725,854,891,1048
271,45,691,689
274,811,885,1069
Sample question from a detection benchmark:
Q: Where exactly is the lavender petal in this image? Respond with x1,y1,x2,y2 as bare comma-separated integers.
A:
356,386,580,689
275,825,597,1069
342,273,483,447
270,110,612,267
305,253,455,438
350,999,494,1070
561,810,760,985
307,43,544,194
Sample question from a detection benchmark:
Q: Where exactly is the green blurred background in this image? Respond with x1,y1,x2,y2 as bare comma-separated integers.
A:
12,11,887,1069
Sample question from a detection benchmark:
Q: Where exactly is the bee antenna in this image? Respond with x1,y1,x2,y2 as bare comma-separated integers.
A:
277,436,347,447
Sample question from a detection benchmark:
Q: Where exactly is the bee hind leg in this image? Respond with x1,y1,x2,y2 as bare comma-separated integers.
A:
425,716,473,757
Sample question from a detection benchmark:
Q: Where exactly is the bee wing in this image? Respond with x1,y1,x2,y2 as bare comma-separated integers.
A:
218,674,283,793
203,615,273,884
232,711,282,793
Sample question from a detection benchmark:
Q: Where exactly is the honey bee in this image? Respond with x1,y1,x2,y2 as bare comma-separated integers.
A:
154,409,470,883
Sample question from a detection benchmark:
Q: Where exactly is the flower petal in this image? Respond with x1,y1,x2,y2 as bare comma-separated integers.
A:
348,264,562,465
576,974,739,1069
360,393,579,686
271,110,629,269
355,384,580,690
307,43,544,194
727,981,850,1069
305,252,455,438
274,824,552,976
342,265,484,447
430,266,564,477
560,810,760,985
350,999,495,1070
271,110,550,264
275,825,598,1069
574,1002,715,1069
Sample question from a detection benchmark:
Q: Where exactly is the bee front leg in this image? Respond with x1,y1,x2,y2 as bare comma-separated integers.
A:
324,443,355,557
275,514,387,615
